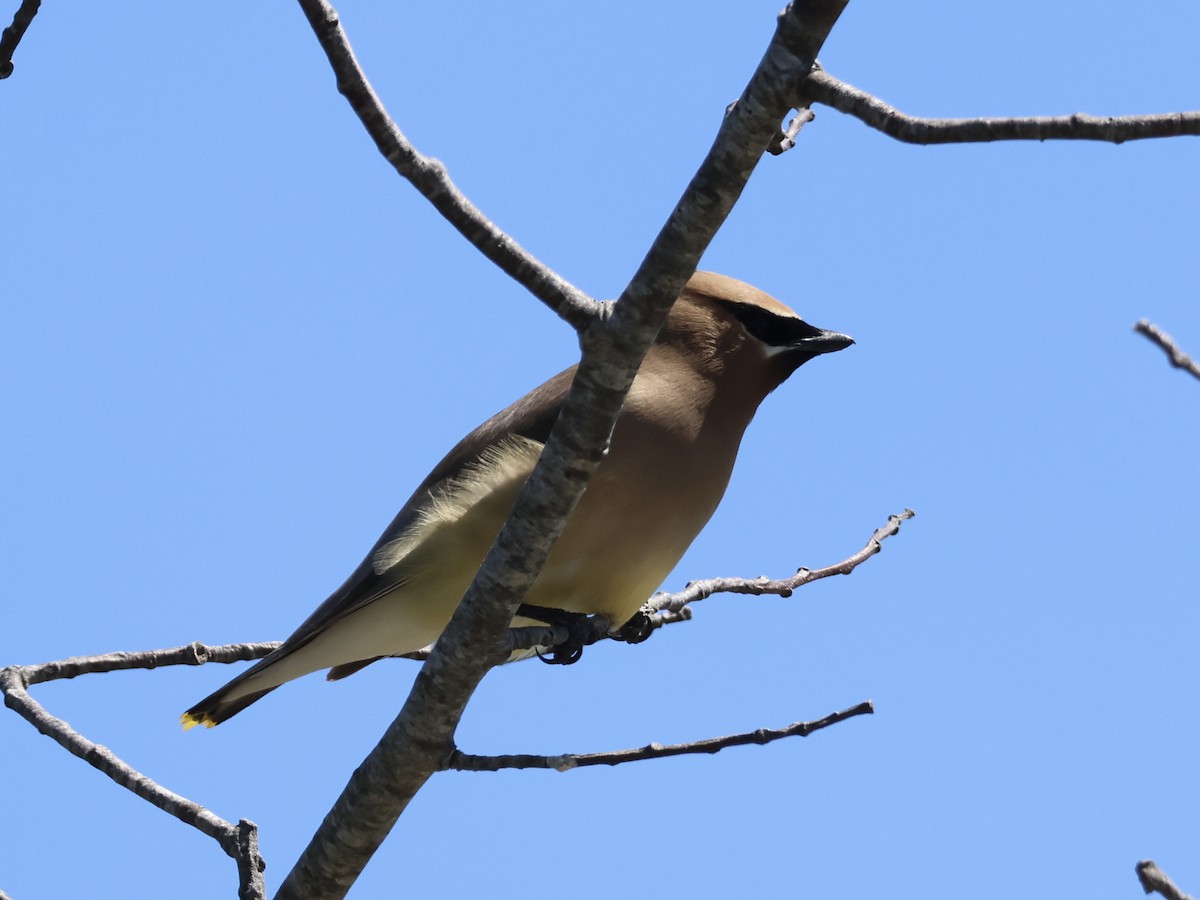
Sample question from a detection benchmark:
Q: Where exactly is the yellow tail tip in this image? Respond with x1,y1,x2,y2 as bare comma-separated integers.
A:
180,712,216,730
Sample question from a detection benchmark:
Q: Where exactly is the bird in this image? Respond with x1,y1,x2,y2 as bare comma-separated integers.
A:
182,271,852,728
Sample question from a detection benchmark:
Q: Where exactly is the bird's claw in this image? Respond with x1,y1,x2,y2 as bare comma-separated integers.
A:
536,642,585,666
614,610,654,644
520,603,592,666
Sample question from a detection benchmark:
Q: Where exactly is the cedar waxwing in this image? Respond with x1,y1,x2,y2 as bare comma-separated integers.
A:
182,272,852,728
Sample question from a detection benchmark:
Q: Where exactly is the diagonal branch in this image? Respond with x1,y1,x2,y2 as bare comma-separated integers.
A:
294,0,600,331
1135,320,1200,381
802,68,1200,145
1,644,273,899
0,0,40,79
448,701,873,772
651,509,914,616
277,3,850,897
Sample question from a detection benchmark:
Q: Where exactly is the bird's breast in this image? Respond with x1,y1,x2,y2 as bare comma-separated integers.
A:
524,400,741,625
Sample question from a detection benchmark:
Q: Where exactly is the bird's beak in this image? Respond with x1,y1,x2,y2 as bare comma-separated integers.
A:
795,328,854,356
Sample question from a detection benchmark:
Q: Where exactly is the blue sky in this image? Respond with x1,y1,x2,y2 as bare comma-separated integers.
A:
4,2,1199,897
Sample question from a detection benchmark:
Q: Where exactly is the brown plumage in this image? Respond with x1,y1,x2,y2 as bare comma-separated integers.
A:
182,272,851,728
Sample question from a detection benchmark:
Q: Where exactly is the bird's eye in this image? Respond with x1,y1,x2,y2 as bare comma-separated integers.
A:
716,300,823,347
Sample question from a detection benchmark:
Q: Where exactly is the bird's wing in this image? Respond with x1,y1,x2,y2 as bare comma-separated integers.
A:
182,364,581,727
370,434,547,575
265,364,578,656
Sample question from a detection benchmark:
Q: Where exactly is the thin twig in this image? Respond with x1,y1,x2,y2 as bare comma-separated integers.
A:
497,509,915,654
293,0,599,331
0,645,274,899
802,69,1200,145
0,0,40,79
768,106,816,155
1135,321,1200,382
499,509,915,653
449,701,873,772
1137,860,1196,900
16,641,280,686
651,509,915,617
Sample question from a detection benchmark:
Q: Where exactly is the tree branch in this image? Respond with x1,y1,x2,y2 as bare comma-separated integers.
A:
1137,860,1196,900
802,68,1200,145
448,701,873,772
293,0,600,331
12,641,279,685
650,509,915,617
1134,321,1200,381
278,3,849,897
0,0,39,79
0,644,274,899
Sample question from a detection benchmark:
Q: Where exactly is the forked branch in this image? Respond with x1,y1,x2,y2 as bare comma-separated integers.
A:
0,644,275,899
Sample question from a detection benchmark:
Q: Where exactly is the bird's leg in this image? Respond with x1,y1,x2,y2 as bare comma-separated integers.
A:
517,604,592,665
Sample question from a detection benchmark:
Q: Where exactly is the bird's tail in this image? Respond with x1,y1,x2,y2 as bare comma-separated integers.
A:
181,678,280,729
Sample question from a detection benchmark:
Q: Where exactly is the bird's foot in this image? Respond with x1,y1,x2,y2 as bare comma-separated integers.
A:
518,604,592,665
613,609,654,644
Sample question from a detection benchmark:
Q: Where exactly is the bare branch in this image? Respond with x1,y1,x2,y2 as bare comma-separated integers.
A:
651,509,915,617
293,0,600,330
278,3,849,897
1137,860,1196,900
0,0,40,79
14,641,279,686
465,509,913,658
1,645,273,899
802,69,1200,145
449,701,873,772
1135,321,1200,382
489,509,914,654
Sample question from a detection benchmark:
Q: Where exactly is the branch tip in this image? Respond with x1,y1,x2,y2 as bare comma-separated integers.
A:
0,0,42,81
1134,320,1200,381
1136,860,1196,900
646,509,915,617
